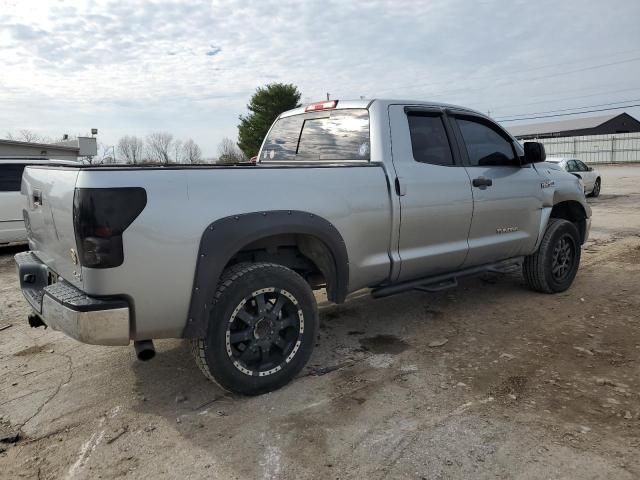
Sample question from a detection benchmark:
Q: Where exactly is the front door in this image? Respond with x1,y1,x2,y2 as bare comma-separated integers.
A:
388,105,473,281
568,159,595,192
449,114,545,267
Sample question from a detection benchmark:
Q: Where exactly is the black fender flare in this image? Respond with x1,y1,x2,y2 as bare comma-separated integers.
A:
183,210,349,338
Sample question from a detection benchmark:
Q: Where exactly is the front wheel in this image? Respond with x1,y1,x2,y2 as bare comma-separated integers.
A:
589,178,601,197
191,262,318,395
523,218,581,293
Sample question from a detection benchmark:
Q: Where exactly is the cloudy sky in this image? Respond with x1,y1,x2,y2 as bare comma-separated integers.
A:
1,0,640,157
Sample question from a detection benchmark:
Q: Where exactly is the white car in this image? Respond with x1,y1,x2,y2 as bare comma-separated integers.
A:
545,157,601,197
1,158,83,245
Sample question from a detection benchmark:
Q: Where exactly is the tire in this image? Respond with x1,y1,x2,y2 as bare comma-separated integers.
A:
523,218,581,294
191,262,318,395
589,178,601,198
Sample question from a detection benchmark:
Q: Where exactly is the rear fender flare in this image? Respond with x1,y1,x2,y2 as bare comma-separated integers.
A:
183,210,348,338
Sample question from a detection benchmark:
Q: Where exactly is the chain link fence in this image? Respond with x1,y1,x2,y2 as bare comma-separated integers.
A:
521,133,640,164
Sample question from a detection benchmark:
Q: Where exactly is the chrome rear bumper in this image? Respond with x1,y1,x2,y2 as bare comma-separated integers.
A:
15,251,130,346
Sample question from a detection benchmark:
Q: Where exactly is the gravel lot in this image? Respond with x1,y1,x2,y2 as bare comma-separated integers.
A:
1,165,639,479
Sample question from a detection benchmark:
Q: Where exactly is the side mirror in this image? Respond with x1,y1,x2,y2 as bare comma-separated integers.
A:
523,142,546,164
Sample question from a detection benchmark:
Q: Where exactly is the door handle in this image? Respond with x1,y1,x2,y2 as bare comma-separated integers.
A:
395,177,406,196
32,190,42,206
472,177,493,189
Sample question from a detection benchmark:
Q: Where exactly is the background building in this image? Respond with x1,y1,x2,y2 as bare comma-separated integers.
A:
507,113,640,140
0,137,97,161
507,112,640,164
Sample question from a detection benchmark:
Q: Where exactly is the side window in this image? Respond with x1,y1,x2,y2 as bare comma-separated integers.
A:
407,114,454,166
457,118,518,167
576,160,588,171
566,160,577,172
0,164,25,192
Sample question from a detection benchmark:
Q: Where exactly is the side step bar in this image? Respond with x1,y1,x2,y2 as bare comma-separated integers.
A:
371,257,524,299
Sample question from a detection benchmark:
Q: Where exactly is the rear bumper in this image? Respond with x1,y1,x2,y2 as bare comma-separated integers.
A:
15,251,130,346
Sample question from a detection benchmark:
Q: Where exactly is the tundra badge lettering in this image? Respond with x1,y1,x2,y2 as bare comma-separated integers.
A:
496,227,519,234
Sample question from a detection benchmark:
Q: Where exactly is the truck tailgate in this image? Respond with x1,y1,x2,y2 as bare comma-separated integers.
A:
22,166,83,288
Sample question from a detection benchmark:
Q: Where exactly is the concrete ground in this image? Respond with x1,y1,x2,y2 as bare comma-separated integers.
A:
1,165,639,479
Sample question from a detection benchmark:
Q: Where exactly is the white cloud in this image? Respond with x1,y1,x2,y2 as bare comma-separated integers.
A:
1,0,639,155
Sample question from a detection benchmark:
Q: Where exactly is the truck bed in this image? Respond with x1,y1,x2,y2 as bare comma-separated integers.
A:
22,163,394,339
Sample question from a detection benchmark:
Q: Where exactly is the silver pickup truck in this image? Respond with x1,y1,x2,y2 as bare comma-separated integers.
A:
15,99,591,394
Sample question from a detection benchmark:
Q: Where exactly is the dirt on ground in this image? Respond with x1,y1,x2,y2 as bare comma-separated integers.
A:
1,165,639,479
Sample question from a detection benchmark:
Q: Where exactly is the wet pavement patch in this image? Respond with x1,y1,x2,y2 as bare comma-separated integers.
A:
14,343,52,356
490,375,528,402
359,334,409,355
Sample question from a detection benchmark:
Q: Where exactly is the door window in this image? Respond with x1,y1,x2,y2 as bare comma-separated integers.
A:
566,160,578,172
457,118,518,167
407,114,454,166
0,164,25,191
575,160,589,171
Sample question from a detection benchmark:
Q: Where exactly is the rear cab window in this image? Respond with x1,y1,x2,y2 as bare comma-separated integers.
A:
261,109,370,162
0,164,26,191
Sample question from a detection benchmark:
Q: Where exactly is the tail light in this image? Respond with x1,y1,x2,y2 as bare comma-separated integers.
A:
305,100,338,112
73,187,147,268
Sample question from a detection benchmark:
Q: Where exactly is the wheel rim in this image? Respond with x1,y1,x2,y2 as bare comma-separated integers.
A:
225,288,304,377
551,234,575,281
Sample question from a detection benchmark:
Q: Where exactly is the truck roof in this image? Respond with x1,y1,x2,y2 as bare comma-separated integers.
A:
279,98,483,119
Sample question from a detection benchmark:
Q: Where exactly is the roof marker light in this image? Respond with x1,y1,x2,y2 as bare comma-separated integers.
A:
305,100,338,112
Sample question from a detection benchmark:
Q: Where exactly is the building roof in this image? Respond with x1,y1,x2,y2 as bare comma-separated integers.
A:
0,138,79,152
506,113,621,137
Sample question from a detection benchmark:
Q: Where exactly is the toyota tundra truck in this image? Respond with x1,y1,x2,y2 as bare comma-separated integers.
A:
15,99,591,395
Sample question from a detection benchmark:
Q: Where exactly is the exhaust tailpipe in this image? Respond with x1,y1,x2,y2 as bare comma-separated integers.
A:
134,340,155,361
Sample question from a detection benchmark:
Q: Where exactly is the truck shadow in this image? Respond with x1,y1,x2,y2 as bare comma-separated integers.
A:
129,273,521,420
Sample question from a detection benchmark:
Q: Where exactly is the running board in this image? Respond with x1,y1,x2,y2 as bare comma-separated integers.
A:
371,257,524,299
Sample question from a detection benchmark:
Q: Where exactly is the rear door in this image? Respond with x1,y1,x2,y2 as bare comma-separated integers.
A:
0,163,27,243
449,113,544,267
22,166,83,287
389,105,473,281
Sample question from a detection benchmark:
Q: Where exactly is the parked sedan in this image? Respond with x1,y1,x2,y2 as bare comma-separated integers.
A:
545,157,601,197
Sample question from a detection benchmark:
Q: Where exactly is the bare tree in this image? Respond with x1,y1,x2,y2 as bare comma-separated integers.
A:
217,137,245,164
146,132,173,163
173,139,183,163
6,129,52,143
182,138,203,164
100,144,117,164
117,135,144,164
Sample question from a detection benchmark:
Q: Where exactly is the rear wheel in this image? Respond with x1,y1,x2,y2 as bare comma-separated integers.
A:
523,218,581,293
589,178,601,197
191,262,318,395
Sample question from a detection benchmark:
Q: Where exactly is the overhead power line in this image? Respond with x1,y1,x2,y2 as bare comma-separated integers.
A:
496,98,640,119
376,54,640,97
488,85,640,111
497,104,640,122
